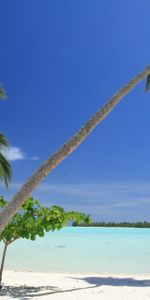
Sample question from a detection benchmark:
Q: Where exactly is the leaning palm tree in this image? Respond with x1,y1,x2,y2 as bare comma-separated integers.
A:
0,87,12,188
0,65,150,233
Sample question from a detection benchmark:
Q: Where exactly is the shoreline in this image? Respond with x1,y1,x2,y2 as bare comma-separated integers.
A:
1,270,150,299
3,268,150,277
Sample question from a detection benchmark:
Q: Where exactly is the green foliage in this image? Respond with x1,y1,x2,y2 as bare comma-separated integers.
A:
73,220,150,228
145,74,150,92
0,85,7,100
0,151,12,188
0,196,91,243
0,85,12,188
0,133,12,188
0,197,91,287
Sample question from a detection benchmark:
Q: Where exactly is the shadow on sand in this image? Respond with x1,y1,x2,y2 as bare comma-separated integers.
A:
70,276,150,287
0,276,150,299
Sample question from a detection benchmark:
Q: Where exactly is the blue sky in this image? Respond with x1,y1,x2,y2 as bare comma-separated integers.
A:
0,0,150,221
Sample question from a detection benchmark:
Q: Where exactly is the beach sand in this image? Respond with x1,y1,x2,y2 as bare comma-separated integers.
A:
1,271,150,299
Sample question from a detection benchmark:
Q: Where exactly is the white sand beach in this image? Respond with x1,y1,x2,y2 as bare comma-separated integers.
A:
1,271,150,300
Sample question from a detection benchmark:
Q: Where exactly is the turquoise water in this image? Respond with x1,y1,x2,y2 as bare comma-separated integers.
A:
1,227,150,275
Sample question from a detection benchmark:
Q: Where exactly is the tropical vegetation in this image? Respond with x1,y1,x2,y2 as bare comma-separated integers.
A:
0,196,91,287
72,221,150,228
0,86,12,188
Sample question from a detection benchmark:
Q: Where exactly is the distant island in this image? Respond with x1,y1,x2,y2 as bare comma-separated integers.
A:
72,221,150,228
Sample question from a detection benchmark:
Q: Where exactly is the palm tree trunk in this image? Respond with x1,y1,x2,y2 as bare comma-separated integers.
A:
0,65,150,233
0,242,8,288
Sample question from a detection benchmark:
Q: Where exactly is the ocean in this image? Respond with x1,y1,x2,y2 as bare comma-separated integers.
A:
1,227,150,275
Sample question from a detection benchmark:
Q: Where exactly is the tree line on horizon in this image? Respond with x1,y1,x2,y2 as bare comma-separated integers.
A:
72,220,150,228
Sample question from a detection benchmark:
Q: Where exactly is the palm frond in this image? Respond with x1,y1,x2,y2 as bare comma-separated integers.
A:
145,74,150,92
0,85,7,100
0,153,12,188
0,133,12,188
0,133,9,149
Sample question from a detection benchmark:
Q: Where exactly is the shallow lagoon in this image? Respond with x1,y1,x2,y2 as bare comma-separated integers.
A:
1,227,150,274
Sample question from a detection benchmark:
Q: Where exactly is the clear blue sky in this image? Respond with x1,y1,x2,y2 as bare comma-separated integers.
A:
0,0,150,221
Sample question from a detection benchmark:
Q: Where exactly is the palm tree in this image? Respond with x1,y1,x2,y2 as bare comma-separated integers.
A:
0,87,12,188
0,65,150,233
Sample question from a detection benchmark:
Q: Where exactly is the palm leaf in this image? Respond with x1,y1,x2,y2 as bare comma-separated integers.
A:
0,133,9,149
0,153,12,188
0,86,12,188
0,133,12,188
0,86,7,100
145,74,150,92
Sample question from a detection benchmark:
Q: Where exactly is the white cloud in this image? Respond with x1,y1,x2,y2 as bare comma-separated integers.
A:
3,146,26,161
2,146,39,161
29,156,39,161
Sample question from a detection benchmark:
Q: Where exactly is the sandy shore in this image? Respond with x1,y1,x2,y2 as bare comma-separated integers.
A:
1,271,150,299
